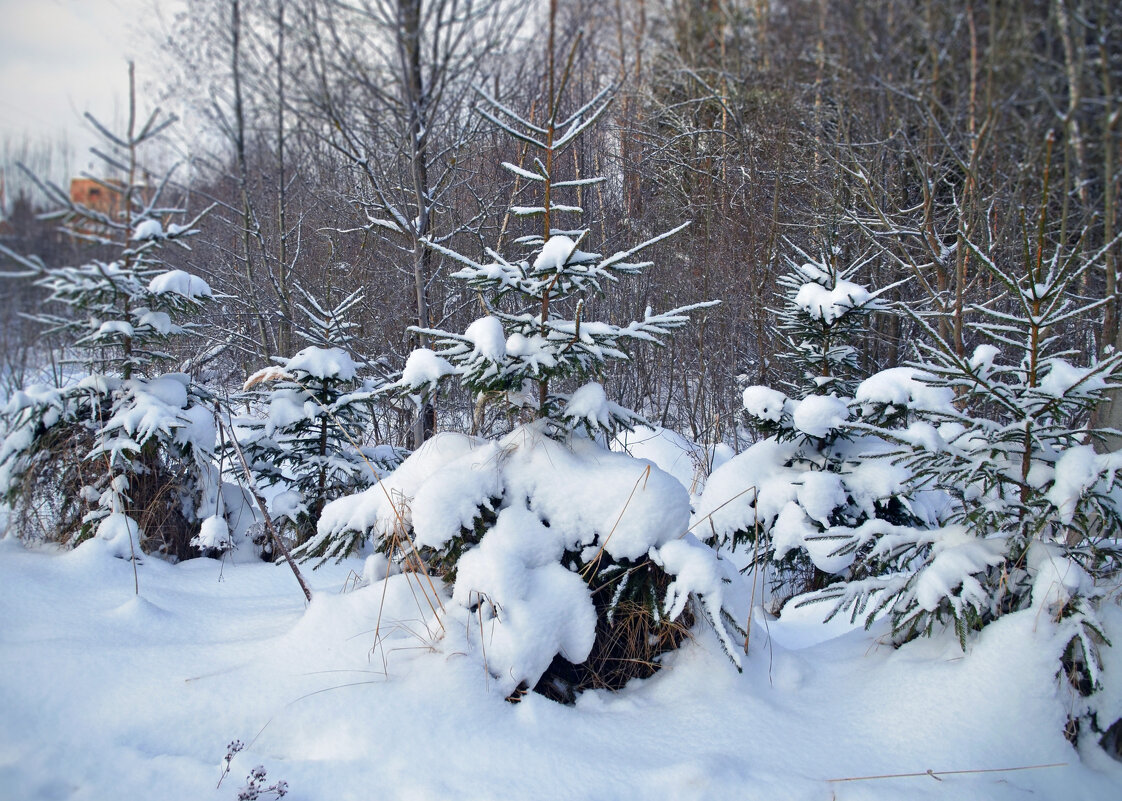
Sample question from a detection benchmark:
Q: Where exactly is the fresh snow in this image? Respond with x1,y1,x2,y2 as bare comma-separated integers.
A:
399,347,455,388
285,346,357,381
741,385,787,423
793,276,872,323
854,367,955,414
612,424,707,494
1,535,1118,800
464,316,507,361
791,394,850,438
148,269,213,300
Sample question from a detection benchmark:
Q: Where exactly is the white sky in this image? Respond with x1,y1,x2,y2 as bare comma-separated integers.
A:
0,0,180,178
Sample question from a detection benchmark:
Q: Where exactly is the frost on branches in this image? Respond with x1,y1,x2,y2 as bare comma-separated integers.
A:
320,71,735,702
0,90,226,561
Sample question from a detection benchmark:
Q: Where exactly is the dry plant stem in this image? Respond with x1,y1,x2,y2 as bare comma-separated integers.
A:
826,762,1067,783
744,504,761,654
221,414,312,602
128,527,139,596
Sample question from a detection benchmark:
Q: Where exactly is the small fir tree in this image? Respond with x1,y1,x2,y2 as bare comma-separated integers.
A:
0,65,220,559
703,251,915,606
788,175,1122,748
234,286,393,561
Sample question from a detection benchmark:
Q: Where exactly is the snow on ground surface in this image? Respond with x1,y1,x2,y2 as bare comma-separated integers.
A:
1,535,1120,801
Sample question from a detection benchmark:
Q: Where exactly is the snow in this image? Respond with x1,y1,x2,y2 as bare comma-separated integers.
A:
742,385,788,422
1038,358,1107,398
612,424,706,494
449,504,598,695
399,347,455,388
855,367,955,415
195,515,231,551
791,394,850,437
1046,445,1122,524
691,438,800,542
793,277,872,323
96,319,134,337
409,442,504,549
969,344,1000,375
533,235,576,272
137,310,173,335
464,316,507,361
0,538,1117,800
93,511,140,557
131,219,165,240
285,346,357,381
910,526,1006,613
561,381,615,431
318,432,487,544
796,470,847,527
148,269,213,300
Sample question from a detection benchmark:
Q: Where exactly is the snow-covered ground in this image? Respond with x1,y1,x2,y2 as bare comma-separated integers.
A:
1,535,1119,801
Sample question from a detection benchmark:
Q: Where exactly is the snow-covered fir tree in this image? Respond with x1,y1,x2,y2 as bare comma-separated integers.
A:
234,286,398,562
696,251,919,606
715,198,1122,745
0,67,223,560
315,35,739,701
826,215,1122,667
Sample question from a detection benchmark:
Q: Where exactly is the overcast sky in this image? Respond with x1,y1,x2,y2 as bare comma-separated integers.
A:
0,0,181,178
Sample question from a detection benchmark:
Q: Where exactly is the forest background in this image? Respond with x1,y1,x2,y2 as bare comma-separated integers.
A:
2,0,1118,454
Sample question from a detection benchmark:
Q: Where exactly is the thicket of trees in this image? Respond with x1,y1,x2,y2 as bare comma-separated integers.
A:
5,0,1115,449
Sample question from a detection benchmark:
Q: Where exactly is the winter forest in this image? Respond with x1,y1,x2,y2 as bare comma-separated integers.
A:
1,0,1122,798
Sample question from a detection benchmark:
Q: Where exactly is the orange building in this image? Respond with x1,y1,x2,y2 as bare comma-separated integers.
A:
70,178,123,219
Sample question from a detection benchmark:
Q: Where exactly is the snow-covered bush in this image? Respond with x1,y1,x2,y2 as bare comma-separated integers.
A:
321,424,741,700
0,94,225,560
233,288,396,560
321,77,734,701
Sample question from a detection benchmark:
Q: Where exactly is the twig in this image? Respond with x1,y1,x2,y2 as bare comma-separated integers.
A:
744,503,761,654
219,410,313,603
825,762,1068,783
